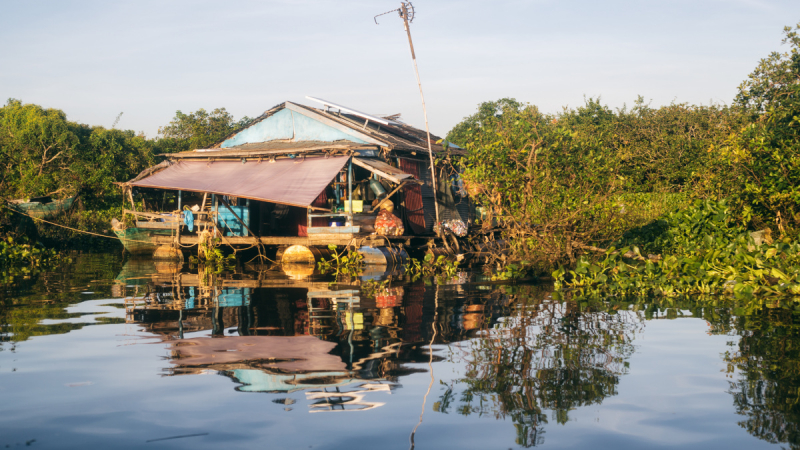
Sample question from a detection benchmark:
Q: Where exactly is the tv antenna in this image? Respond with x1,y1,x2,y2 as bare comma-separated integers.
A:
373,2,414,24
374,1,440,233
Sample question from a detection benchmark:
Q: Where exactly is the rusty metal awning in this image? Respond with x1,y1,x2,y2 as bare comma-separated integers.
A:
127,155,348,208
352,157,414,184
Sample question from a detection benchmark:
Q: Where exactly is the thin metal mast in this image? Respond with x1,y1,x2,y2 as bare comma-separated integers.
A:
394,2,441,234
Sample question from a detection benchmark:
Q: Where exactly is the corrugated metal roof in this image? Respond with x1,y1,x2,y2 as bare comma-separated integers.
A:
290,103,465,155
202,101,465,157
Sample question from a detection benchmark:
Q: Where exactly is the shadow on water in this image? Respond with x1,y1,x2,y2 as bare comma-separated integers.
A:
3,253,800,448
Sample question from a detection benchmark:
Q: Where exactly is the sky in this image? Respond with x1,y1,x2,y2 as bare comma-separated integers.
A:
1,0,799,138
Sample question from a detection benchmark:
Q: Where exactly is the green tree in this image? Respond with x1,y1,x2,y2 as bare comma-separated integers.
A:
447,98,523,147
76,127,155,198
450,99,628,266
0,99,82,198
735,24,800,124
705,22,800,230
0,100,157,201
157,107,250,153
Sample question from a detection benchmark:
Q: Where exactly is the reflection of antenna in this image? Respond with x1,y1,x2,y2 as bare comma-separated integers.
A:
409,282,438,449
375,2,440,233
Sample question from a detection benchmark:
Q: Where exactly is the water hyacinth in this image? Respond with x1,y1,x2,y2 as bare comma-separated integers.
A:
554,200,800,299
0,236,68,285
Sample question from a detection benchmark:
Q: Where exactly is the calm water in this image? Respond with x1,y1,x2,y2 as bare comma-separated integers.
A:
1,253,798,449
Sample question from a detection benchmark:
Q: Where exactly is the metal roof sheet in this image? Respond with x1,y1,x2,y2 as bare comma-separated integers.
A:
129,155,348,208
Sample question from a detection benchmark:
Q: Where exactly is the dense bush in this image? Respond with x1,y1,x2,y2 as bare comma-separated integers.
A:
451,100,622,266
448,98,715,267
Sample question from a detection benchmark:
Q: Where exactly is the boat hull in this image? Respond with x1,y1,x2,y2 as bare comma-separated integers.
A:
113,227,171,255
10,196,77,220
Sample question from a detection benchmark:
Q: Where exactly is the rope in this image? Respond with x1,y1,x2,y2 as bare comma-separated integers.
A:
5,206,154,244
193,210,274,263
215,215,274,263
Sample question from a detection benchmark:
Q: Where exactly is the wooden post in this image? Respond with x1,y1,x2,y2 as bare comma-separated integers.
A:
127,187,136,213
348,157,354,226
178,309,184,340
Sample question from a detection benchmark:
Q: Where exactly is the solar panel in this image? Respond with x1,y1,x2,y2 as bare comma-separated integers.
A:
305,96,400,126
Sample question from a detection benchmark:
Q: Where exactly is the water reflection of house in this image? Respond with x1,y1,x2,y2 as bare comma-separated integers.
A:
119,264,503,348
118,261,509,412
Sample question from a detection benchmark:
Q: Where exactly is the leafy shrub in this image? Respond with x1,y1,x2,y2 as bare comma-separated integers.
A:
698,23,800,231
555,200,800,299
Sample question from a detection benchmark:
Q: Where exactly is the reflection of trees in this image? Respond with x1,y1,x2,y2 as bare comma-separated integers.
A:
439,295,642,447
1,253,125,346
723,304,800,449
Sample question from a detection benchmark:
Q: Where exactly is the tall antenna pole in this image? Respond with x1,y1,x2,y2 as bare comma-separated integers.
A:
398,2,441,235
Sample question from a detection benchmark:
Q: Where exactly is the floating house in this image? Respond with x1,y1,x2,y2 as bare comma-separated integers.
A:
113,97,472,264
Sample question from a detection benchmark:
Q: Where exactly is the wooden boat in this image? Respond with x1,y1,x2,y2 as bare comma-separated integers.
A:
7,195,77,219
